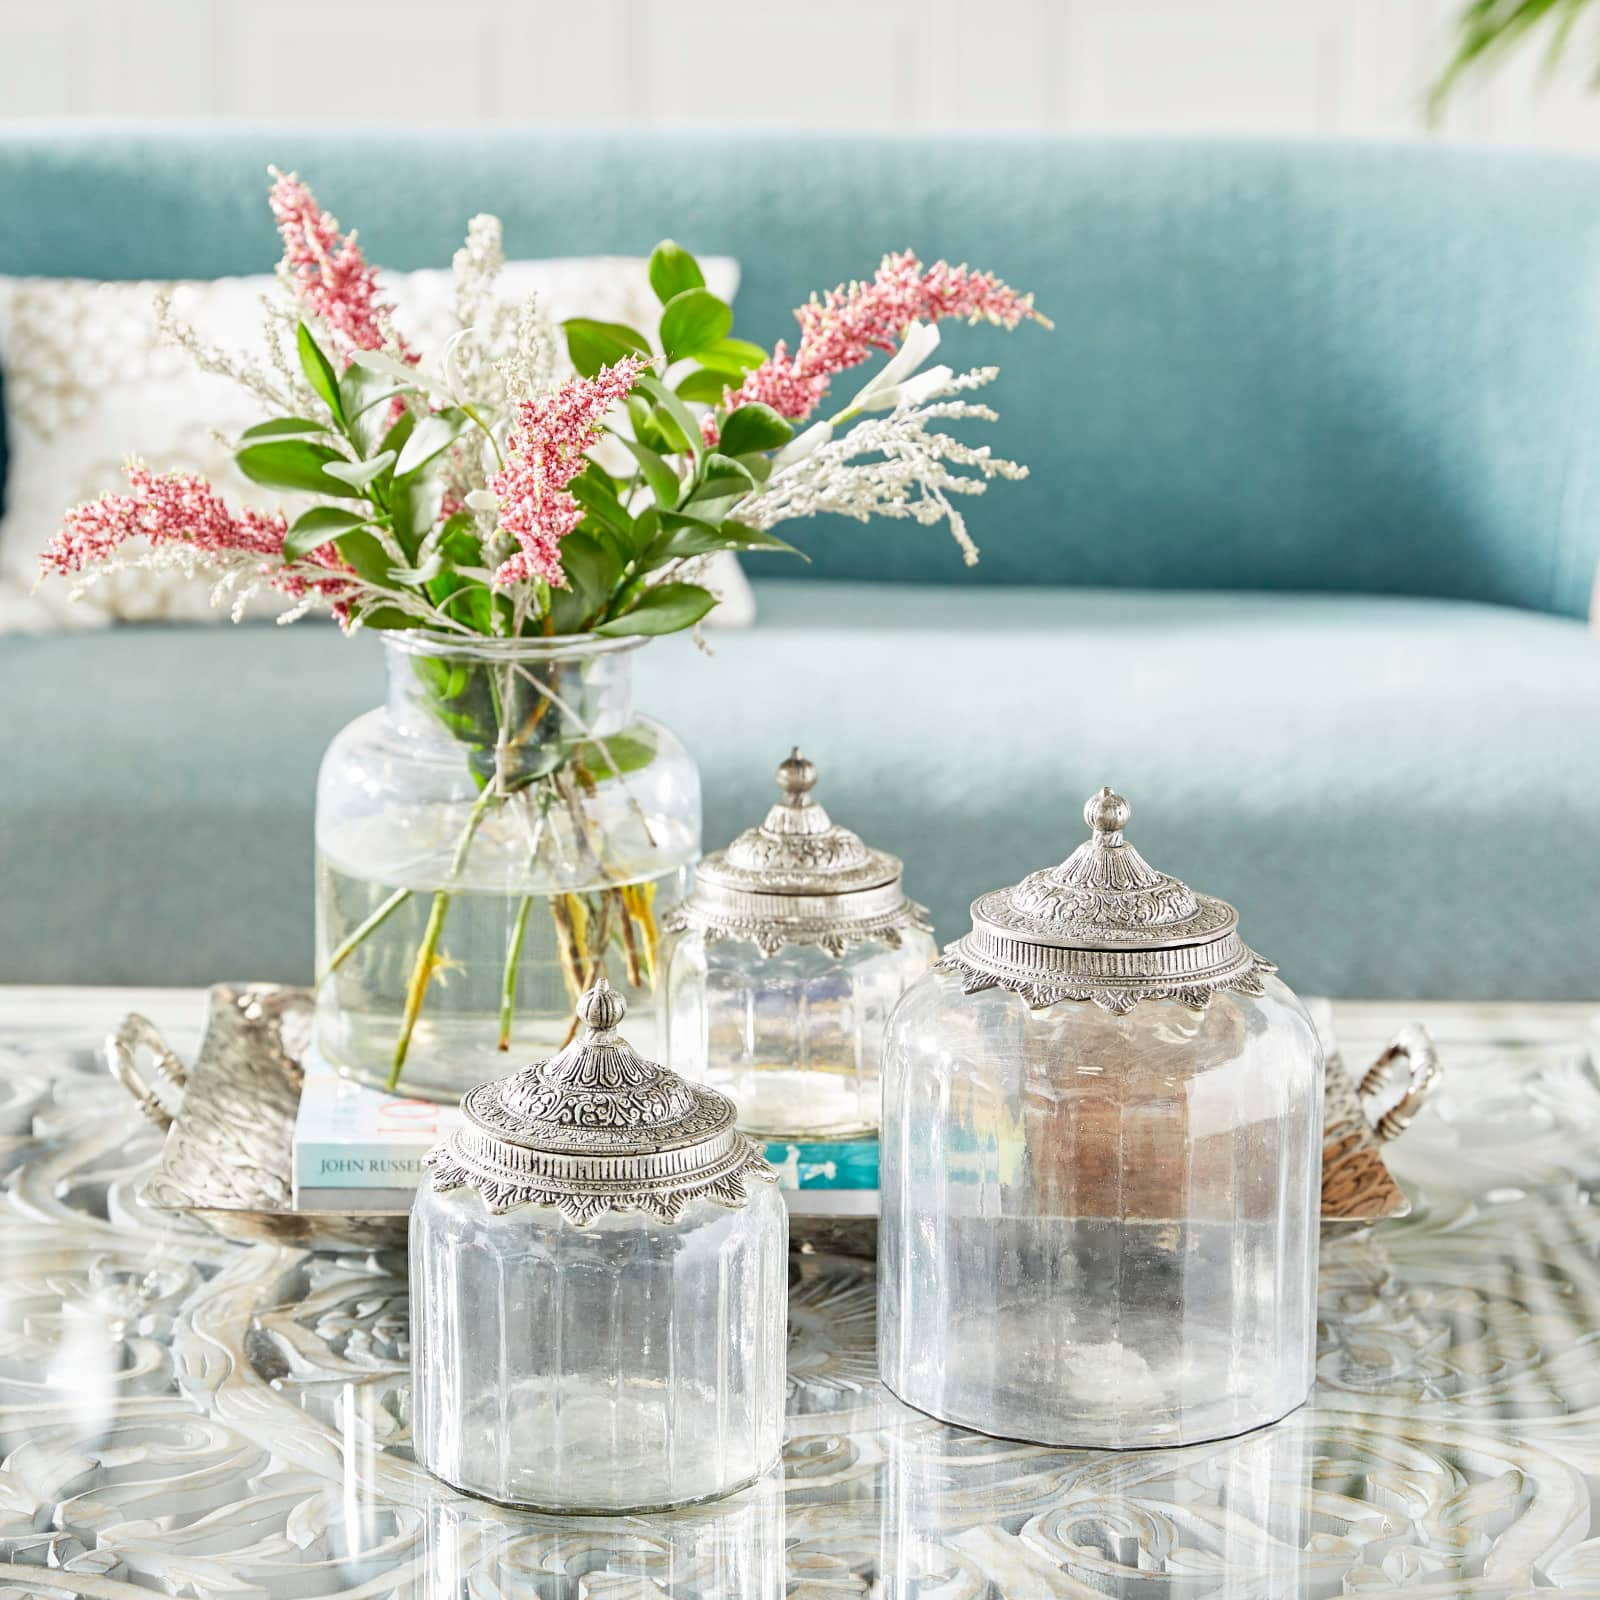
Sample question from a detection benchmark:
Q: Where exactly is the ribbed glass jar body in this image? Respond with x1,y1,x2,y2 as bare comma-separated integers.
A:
663,930,937,1140
315,633,699,1101
879,971,1322,1449
409,1182,788,1511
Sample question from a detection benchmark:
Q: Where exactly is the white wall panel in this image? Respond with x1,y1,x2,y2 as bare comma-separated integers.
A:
3,0,1600,150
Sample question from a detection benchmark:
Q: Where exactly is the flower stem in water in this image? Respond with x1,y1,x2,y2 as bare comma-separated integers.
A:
498,895,534,1050
316,886,412,987
388,784,499,1090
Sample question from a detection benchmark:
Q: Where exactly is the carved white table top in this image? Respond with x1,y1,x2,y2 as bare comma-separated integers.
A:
1,988,1598,1598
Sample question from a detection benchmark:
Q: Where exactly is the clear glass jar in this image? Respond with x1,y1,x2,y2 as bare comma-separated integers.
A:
662,749,934,1141
315,632,699,1101
411,1184,788,1511
666,931,937,1140
878,788,1324,1449
410,980,788,1512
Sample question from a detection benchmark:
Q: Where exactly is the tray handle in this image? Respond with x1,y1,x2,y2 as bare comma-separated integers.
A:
106,1013,189,1131
1357,1023,1440,1143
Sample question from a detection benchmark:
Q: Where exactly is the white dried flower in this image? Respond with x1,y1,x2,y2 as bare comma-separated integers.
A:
735,367,1023,566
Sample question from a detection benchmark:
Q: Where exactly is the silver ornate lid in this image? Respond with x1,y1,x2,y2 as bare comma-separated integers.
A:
938,786,1277,1014
665,748,931,957
424,979,774,1223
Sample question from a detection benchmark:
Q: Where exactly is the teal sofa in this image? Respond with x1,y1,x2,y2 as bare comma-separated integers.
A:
3,128,1599,998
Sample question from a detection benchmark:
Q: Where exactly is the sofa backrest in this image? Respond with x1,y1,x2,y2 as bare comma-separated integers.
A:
4,126,1598,618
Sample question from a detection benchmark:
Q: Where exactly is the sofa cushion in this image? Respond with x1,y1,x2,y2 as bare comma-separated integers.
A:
3,582,1596,998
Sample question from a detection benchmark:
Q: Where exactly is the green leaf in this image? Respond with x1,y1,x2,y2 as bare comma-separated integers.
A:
619,436,682,511
284,506,371,560
595,581,717,637
734,451,773,485
700,454,755,489
297,322,344,424
648,240,706,304
643,511,802,567
570,731,658,781
239,416,329,442
626,392,672,454
386,550,448,585
558,530,623,605
236,439,358,496
352,603,426,631
676,369,735,405
659,289,733,363
569,464,636,544
395,408,469,477
718,402,793,455
715,520,805,557
696,337,767,375
322,450,396,491
564,318,651,379
638,375,705,462
341,362,417,419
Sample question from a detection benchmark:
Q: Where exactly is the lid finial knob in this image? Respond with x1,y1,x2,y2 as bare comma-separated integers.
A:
776,746,818,806
577,976,627,1035
1084,786,1131,840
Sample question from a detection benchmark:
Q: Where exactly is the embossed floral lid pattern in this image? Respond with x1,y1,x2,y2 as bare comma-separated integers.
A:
424,980,774,1221
940,787,1278,1013
666,749,931,956
696,748,901,897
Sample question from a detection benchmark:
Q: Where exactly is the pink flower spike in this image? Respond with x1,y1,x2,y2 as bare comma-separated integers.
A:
42,465,287,578
728,251,1045,422
488,356,648,590
268,167,413,363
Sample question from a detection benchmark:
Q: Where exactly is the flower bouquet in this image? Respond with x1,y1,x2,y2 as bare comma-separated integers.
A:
43,170,1046,1098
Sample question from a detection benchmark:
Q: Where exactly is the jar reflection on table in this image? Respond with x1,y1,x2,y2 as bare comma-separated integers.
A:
878,1411,1316,1598
419,1465,786,1599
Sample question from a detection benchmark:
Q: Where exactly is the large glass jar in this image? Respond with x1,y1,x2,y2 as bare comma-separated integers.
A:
662,749,935,1140
879,788,1324,1449
410,979,787,1512
315,631,699,1101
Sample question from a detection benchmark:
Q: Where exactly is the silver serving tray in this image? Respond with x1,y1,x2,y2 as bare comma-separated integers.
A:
107,983,1436,1252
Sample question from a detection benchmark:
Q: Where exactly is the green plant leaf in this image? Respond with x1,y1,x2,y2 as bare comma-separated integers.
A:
322,450,397,491
570,731,658,781
649,240,707,305
569,464,636,544
734,451,773,484
558,530,623,606
395,408,470,477
239,416,329,442
619,436,683,511
594,581,717,637
696,337,768,375
638,375,705,462
297,322,344,424
659,289,733,363
353,603,426,631
643,511,803,567
236,439,357,496
284,506,372,560
718,402,793,455
676,369,735,405
626,392,672,453
341,363,417,419
564,318,651,379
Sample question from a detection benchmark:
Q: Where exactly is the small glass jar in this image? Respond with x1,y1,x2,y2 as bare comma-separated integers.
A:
662,749,935,1141
315,631,699,1101
879,787,1324,1450
409,979,787,1512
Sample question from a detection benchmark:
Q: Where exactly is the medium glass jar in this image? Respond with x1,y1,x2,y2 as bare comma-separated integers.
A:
662,749,935,1140
315,632,699,1101
410,979,787,1512
879,787,1324,1449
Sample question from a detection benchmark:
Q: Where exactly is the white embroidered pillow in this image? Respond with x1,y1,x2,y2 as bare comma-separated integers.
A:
0,256,754,631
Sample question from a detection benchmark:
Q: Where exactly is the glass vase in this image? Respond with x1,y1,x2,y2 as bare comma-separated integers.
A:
314,632,699,1101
